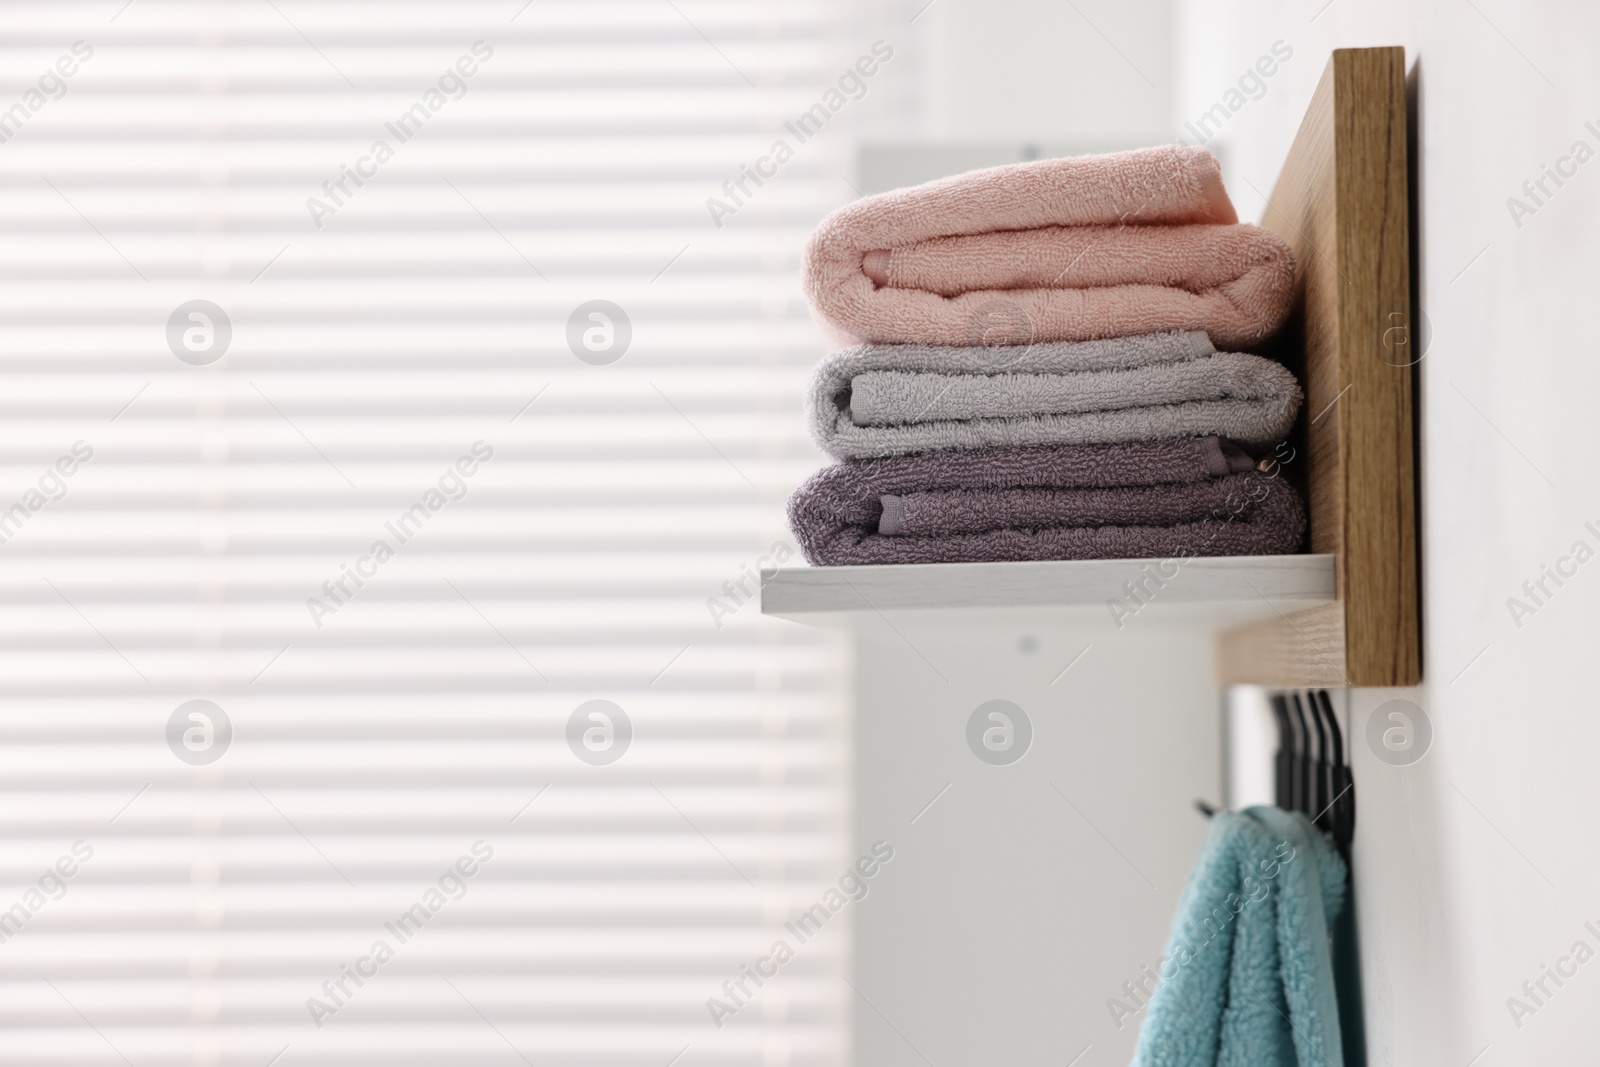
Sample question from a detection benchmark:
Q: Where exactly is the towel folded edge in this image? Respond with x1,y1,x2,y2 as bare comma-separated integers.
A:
879,494,904,536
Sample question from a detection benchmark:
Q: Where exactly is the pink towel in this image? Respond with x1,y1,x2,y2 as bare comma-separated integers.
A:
803,145,1295,351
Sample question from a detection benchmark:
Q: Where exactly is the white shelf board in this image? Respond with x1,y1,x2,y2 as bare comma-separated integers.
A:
760,554,1336,631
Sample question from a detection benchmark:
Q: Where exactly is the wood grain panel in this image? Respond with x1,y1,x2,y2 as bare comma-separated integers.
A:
1218,47,1420,687
1216,602,1347,688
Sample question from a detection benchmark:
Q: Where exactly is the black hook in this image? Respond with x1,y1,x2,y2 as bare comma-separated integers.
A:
1260,689,1356,858
1305,690,1336,834
1291,692,1320,820
1269,694,1295,811
1315,689,1356,855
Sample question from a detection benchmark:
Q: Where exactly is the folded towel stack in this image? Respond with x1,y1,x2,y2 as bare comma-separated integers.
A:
788,145,1307,566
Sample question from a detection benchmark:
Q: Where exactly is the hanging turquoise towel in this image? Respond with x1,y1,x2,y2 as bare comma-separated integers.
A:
1131,807,1348,1067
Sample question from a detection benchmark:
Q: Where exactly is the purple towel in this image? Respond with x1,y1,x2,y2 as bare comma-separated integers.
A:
787,437,1305,566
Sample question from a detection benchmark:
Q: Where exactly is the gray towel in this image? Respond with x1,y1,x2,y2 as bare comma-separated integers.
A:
807,331,1302,460
788,437,1306,566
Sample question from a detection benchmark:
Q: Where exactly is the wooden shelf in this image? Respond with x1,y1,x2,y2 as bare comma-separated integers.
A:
1224,46,1420,687
763,48,1418,689
762,554,1335,630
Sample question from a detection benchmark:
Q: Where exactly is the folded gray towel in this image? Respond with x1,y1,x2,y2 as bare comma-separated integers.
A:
807,331,1302,460
788,437,1306,566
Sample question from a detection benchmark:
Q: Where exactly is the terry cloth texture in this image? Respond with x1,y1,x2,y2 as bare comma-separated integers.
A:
807,331,1302,460
1131,807,1348,1067
802,145,1295,351
786,438,1305,566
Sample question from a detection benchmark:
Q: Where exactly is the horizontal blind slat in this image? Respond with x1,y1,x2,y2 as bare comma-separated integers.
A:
2,1,851,1062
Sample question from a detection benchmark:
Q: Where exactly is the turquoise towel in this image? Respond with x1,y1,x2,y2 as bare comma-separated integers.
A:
1131,807,1348,1067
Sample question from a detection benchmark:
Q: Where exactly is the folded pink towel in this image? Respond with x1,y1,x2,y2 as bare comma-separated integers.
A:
803,145,1295,351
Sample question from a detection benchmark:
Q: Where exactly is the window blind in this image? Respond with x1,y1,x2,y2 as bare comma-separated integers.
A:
0,2,850,1064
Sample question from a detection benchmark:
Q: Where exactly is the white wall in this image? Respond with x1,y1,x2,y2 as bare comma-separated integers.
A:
1175,2,1600,1062
916,0,1175,143
861,0,1176,147
852,614,1222,1067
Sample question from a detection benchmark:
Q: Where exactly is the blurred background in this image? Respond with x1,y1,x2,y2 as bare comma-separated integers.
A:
1,1,1598,1065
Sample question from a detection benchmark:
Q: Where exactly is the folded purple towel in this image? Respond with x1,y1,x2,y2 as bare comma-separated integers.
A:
787,437,1305,566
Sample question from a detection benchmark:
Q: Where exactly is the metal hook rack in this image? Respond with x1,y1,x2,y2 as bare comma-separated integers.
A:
1270,689,1355,856
1203,687,1355,858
